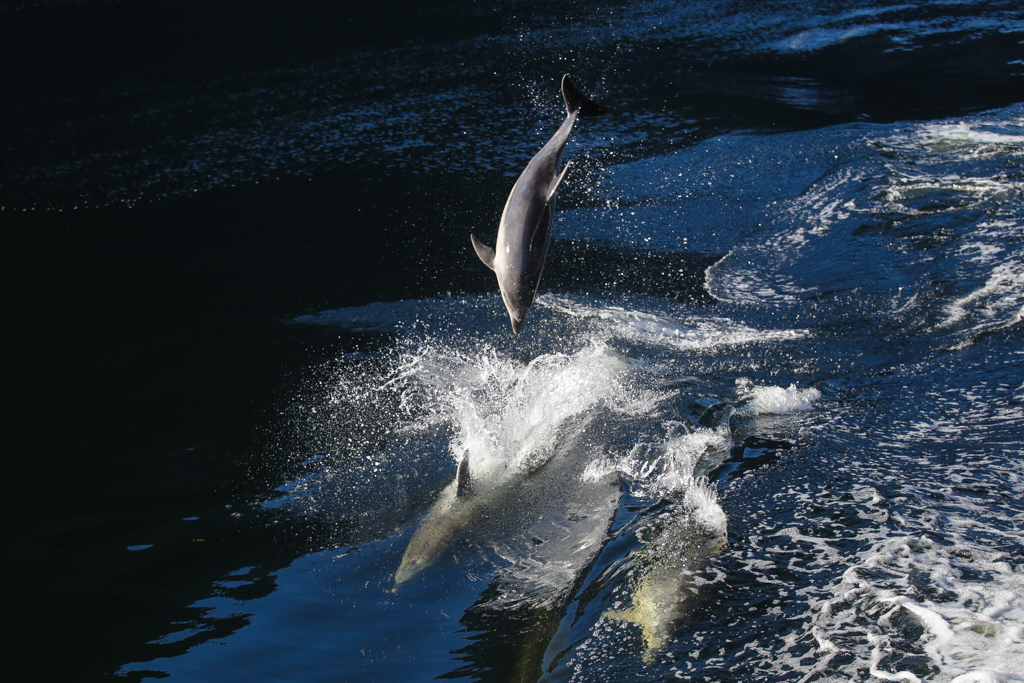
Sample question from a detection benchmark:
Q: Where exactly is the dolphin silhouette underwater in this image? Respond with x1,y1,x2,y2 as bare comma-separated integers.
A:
606,498,727,663
471,74,609,334
393,451,622,589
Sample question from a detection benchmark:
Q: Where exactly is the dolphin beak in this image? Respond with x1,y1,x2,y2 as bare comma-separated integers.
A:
510,316,523,334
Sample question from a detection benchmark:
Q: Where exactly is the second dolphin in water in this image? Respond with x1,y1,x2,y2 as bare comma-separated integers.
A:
471,74,608,334
606,493,727,664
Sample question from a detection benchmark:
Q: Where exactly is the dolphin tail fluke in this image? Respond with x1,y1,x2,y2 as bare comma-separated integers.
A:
562,74,610,117
471,234,496,271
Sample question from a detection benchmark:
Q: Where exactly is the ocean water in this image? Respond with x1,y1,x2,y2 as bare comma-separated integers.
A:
4,1,1024,682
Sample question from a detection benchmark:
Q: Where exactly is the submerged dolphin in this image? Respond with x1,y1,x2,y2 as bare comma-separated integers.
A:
606,500,727,663
471,74,608,334
394,457,477,586
394,409,621,588
393,455,621,590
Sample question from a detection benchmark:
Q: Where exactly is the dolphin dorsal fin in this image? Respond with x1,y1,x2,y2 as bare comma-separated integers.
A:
561,74,610,117
456,457,472,497
470,234,496,271
548,161,572,202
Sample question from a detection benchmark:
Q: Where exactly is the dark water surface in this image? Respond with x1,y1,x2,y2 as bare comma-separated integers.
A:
5,1,1024,681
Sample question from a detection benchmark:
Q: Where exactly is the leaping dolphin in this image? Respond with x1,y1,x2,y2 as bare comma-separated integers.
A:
471,74,609,334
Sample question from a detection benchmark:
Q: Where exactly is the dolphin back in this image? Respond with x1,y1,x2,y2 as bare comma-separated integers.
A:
561,74,610,117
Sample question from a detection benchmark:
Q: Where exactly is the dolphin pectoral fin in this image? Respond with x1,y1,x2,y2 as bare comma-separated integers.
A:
456,457,472,497
471,234,496,271
548,161,572,202
605,606,663,664
561,74,611,117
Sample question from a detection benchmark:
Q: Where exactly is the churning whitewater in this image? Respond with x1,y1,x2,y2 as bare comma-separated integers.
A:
268,290,828,675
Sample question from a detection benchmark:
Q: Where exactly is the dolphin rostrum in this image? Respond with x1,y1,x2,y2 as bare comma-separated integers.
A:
471,74,608,334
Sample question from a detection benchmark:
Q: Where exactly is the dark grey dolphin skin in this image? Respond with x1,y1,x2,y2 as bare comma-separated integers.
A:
471,74,609,334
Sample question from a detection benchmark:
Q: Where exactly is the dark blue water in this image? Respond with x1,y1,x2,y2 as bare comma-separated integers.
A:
5,1,1024,681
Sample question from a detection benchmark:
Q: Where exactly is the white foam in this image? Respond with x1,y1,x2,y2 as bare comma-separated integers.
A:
914,120,1024,154
390,339,646,482
939,259,1024,336
735,378,821,416
683,479,728,536
806,504,1024,683
881,174,1020,211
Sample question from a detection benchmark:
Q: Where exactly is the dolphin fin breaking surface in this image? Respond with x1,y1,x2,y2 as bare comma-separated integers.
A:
456,457,471,497
470,73,609,334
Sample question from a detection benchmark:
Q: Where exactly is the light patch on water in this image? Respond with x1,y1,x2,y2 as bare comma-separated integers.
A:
538,295,810,350
293,298,435,332
938,259,1024,344
910,119,1024,157
294,293,813,358
706,160,875,305
775,22,901,53
881,173,1021,211
957,239,1005,266
705,104,1024,358
780,165,869,239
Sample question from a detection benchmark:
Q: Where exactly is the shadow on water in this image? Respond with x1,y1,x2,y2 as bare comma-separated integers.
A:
445,590,566,683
